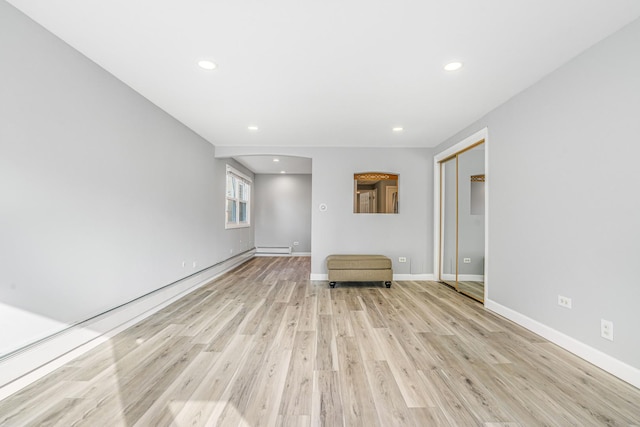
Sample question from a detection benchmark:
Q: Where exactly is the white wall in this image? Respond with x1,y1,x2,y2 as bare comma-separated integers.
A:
0,1,254,357
311,147,432,276
254,174,312,253
435,18,640,379
217,146,434,278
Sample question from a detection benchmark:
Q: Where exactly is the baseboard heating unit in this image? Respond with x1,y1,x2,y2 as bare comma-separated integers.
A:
255,246,292,255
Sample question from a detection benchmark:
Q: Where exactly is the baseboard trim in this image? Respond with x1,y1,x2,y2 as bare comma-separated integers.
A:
441,274,484,281
0,250,255,401
485,299,640,389
393,274,435,281
309,273,435,281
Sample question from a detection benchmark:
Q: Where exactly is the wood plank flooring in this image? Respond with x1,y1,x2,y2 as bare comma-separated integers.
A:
1,256,639,426
456,281,484,302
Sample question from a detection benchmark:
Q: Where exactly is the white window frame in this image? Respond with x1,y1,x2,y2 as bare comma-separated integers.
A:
225,165,252,229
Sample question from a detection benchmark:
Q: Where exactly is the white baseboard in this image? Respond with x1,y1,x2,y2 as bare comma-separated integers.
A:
485,299,640,389
310,273,435,281
255,253,288,257
0,250,255,402
441,273,484,281
393,274,435,281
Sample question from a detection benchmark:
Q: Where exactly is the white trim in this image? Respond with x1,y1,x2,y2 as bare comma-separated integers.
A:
393,274,435,281
309,273,435,281
483,136,490,303
0,250,255,401
433,128,489,303
224,223,251,229
225,164,252,183
433,128,488,162
225,164,252,229
485,298,640,389
441,274,484,282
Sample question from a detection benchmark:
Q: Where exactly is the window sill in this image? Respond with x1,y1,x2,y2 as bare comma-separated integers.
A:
225,223,251,229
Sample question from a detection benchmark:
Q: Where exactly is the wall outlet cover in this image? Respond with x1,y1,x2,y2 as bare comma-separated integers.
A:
558,295,572,309
601,319,614,341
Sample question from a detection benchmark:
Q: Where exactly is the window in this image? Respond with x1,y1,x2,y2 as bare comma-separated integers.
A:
225,165,251,228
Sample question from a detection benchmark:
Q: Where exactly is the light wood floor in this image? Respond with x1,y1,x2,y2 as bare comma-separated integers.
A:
1,257,639,426
456,281,484,302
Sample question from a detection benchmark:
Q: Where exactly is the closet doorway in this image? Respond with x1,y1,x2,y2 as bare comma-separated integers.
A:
434,130,487,303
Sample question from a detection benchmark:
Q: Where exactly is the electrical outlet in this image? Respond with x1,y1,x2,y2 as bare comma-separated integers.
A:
398,257,407,263
558,295,572,309
463,258,471,263
601,319,614,341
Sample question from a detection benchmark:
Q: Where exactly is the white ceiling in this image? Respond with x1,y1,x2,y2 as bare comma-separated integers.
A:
7,0,640,155
234,155,312,175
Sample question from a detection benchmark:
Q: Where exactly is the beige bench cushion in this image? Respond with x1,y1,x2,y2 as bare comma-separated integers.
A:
326,254,392,270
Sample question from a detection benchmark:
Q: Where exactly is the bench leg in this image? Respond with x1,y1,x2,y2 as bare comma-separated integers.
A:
385,281,392,288
330,282,336,288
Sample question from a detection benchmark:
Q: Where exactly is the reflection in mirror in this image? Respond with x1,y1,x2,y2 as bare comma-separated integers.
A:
353,172,398,214
441,158,457,289
457,144,485,301
439,141,485,302
470,175,485,215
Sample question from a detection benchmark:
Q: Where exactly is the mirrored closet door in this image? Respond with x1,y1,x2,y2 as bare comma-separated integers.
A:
439,141,485,302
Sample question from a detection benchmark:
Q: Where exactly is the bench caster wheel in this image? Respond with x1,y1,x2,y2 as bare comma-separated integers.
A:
330,282,336,288
385,281,392,288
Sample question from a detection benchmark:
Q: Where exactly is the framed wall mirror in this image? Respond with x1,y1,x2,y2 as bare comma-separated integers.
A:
353,172,399,214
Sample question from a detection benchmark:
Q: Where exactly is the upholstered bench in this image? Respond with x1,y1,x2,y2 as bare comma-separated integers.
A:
326,254,393,288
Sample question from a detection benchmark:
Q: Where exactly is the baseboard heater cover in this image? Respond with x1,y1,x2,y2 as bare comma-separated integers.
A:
256,246,292,254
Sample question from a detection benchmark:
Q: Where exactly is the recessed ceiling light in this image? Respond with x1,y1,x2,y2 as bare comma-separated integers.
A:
444,61,463,71
280,171,286,174
198,60,217,70
273,158,280,162
393,127,404,132
248,126,259,131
